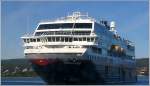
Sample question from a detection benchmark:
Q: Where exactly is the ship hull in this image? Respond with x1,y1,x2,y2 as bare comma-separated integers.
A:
31,59,105,85
26,53,105,85
26,53,137,85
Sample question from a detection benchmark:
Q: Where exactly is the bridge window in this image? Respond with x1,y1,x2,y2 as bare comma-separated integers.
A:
37,23,92,30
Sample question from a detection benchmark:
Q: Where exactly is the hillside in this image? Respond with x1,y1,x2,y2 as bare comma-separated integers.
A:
136,58,149,75
1,58,37,77
136,58,149,67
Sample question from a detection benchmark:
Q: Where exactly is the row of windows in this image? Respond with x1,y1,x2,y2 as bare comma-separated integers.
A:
37,23,92,30
35,31,91,36
108,50,134,59
25,45,83,49
88,45,134,60
23,37,95,43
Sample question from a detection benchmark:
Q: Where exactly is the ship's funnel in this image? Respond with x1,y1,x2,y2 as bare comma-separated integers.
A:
110,21,117,34
110,21,115,31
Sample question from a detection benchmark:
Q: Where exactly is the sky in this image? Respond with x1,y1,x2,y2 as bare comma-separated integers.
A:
1,1,149,59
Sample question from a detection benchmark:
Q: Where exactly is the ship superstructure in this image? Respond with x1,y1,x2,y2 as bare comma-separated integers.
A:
21,12,136,84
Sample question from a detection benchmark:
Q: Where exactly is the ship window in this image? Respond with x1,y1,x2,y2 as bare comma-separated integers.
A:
37,23,92,30
33,39,36,42
74,23,92,28
30,39,33,42
83,37,86,41
73,31,91,35
35,31,91,35
74,38,78,41
87,38,90,42
35,32,42,36
30,39,36,42
62,31,69,35
91,38,94,41
23,39,26,43
69,38,72,42
26,39,30,43
79,38,82,41
30,39,32,42
37,38,40,42
52,37,55,42
61,37,65,42
48,37,51,42
65,37,68,42
26,46,33,49
56,37,59,41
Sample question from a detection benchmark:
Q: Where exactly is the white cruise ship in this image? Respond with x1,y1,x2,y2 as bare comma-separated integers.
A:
21,12,137,84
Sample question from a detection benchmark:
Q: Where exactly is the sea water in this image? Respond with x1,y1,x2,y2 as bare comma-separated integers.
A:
1,75,149,85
